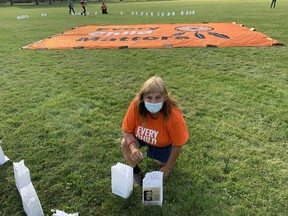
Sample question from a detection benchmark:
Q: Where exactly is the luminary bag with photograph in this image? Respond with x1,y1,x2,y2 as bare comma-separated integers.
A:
111,162,133,199
142,171,163,206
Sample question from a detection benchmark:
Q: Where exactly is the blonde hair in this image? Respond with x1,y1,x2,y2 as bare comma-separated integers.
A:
134,76,181,123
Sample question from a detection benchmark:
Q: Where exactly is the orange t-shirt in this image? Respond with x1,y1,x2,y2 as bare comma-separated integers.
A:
122,99,189,147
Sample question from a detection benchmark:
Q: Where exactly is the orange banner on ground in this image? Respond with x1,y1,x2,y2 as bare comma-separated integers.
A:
23,23,282,50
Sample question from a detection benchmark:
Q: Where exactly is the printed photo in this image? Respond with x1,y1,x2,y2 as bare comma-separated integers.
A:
143,187,160,202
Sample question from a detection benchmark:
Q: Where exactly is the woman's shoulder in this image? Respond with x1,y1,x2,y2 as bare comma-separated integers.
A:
170,105,182,114
128,98,139,112
131,97,138,106
168,106,184,121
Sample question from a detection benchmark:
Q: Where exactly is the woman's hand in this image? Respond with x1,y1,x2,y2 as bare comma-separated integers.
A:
130,148,144,162
160,165,171,178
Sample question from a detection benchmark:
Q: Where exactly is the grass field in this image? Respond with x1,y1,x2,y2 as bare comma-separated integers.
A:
0,0,287,215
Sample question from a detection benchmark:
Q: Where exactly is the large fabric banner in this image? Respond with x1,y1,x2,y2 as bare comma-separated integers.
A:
23,22,282,50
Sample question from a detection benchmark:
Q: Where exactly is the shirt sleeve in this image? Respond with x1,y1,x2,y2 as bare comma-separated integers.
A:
167,109,189,146
122,99,137,133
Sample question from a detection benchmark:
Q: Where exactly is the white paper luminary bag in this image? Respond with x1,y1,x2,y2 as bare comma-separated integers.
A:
142,171,163,206
20,182,44,216
0,145,9,165
26,196,44,216
13,160,31,192
111,162,133,199
52,210,79,216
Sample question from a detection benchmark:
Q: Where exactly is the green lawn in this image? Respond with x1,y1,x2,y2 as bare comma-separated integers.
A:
0,0,287,215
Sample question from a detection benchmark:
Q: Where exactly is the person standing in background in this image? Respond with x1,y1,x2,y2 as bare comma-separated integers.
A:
101,1,108,14
80,0,87,16
68,0,75,15
270,0,277,8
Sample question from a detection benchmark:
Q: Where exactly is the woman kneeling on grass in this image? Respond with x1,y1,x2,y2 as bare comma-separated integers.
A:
121,76,189,185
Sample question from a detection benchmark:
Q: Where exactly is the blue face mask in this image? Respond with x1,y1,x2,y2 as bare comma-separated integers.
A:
144,101,163,114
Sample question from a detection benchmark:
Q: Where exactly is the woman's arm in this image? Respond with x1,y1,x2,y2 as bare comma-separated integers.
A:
122,131,144,162
160,145,182,177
